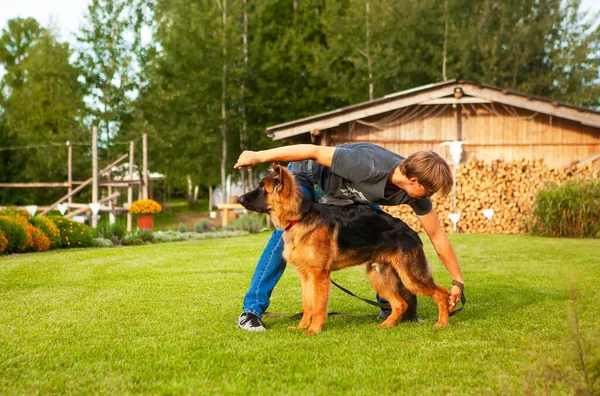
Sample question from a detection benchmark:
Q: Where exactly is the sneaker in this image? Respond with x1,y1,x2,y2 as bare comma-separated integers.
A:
237,312,266,332
378,309,392,320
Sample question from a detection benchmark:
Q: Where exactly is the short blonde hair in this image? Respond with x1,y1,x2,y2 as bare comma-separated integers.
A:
398,151,453,196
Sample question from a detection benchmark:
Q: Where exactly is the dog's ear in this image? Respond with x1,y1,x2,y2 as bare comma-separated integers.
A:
271,162,284,192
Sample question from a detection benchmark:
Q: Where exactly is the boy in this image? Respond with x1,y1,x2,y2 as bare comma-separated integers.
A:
234,143,464,331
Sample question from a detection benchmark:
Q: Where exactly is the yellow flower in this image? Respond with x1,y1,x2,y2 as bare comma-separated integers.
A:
129,199,162,215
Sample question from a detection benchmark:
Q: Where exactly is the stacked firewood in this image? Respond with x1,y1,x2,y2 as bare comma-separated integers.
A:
384,158,600,234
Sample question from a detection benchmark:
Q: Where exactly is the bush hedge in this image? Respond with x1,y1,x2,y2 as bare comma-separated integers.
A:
194,219,216,233
0,215,29,254
224,213,263,234
0,229,9,254
96,219,127,243
31,217,61,249
50,217,94,248
529,180,600,238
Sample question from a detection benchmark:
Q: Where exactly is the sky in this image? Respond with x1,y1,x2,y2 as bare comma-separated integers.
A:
0,0,91,43
1,0,599,44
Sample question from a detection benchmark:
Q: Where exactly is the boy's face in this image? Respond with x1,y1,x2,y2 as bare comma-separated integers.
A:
389,167,435,199
406,178,434,199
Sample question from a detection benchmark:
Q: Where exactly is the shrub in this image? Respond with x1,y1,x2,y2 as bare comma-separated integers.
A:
529,180,600,238
178,223,188,233
29,226,51,252
0,216,28,254
0,207,29,218
31,217,61,249
0,213,52,253
194,219,216,233
92,238,114,248
97,219,127,242
138,230,155,243
224,213,263,234
122,233,144,246
152,230,247,243
0,229,8,254
50,217,94,248
7,215,37,251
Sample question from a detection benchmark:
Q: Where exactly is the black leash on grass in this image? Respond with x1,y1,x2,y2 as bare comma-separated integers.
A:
330,279,392,310
330,278,467,317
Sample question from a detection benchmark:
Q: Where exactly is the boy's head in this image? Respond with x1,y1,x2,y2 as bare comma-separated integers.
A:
398,151,453,197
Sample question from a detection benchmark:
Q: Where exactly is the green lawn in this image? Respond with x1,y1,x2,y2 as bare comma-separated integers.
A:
1,234,599,394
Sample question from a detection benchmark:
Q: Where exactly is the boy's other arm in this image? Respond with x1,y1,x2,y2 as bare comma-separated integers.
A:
418,209,464,310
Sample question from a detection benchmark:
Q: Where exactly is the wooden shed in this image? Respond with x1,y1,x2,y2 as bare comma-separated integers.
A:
266,79,600,169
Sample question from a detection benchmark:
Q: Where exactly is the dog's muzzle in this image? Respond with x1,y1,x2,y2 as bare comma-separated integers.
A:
238,193,268,213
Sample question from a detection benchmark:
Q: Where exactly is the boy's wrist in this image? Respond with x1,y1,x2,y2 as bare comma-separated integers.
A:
452,279,464,290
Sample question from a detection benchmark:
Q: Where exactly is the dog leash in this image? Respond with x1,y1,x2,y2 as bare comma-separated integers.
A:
449,280,467,317
330,279,392,310
331,278,467,317
263,311,360,319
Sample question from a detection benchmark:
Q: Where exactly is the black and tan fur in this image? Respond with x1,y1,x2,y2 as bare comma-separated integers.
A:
238,164,450,334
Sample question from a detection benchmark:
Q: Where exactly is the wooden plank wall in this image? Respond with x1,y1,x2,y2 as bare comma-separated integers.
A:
326,104,600,168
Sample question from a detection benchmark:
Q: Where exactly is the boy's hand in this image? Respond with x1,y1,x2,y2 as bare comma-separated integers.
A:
449,284,463,311
235,151,259,169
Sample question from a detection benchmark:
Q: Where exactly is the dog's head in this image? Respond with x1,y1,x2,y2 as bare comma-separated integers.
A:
238,162,295,213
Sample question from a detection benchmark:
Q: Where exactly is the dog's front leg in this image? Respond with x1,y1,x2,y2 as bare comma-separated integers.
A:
305,269,331,335
297,268,312,329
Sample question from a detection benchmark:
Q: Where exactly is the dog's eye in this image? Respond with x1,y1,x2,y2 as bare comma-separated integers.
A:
259,182,265,191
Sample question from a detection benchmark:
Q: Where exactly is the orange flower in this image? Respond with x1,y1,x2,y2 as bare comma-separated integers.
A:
129,199,162,215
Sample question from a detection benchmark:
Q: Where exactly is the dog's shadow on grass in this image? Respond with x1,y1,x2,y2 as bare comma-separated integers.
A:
264,283,569,329
418,283,569,324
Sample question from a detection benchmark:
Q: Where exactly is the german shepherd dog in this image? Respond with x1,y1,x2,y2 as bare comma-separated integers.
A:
238,164,450,334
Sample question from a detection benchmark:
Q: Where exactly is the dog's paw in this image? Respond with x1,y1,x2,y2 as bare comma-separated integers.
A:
304,328,322,335
297,322,310,329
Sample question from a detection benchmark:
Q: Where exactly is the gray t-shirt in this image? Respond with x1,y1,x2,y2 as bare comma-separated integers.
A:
291,143,433,216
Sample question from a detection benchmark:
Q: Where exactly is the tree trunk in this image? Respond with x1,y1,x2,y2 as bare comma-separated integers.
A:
187,174,194,206
366,0,373,100
442,0,449,81
218,0,228,204
240,0,249,191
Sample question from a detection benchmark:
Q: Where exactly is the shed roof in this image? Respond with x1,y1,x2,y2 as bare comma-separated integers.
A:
266,79,600,140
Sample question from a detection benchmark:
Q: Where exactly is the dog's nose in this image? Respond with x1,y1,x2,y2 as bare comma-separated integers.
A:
238,194,247,205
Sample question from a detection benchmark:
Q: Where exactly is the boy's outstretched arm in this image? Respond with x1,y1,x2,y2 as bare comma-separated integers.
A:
234,144,336,169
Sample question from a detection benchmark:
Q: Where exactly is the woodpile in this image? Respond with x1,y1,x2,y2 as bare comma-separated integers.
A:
384,158,600,234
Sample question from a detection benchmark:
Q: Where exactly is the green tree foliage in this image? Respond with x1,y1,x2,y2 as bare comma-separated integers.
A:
0,18,88,205
1,1,599,206
135,0,224,197
76,0,142,144
445,0,600,106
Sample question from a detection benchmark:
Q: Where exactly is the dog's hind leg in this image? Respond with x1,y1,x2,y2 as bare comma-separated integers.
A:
305,269,331,335
366,263,408,328
393,249,450,328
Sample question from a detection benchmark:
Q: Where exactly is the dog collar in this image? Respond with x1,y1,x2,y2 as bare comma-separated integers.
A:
285,220,298,230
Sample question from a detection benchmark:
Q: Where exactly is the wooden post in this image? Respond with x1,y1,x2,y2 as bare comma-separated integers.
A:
92,126,99,228
127,141,134,232
39,154,128,216
67,141,73,206
455,104,462,141
143,133,148,200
